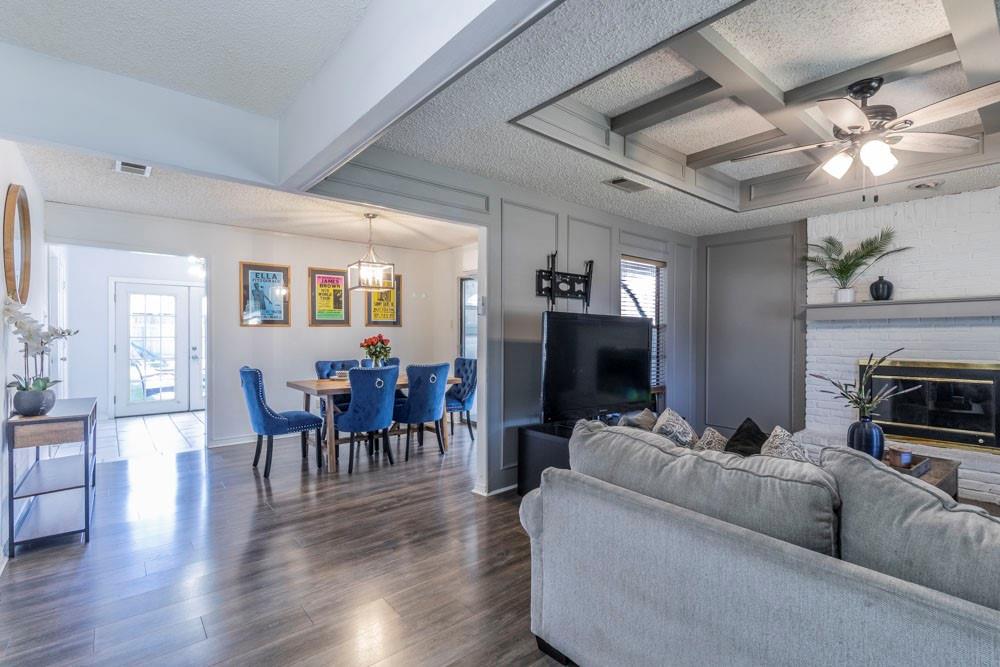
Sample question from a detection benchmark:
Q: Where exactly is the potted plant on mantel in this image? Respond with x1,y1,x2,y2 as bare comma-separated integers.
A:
811,348,921,460
805,226,910,303
2,297,78,416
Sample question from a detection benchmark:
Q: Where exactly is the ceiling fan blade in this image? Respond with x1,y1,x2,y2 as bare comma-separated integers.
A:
731,139,847,162
802,162,829,183
889,80,1000,131
817,98,870,132
887,132,980,154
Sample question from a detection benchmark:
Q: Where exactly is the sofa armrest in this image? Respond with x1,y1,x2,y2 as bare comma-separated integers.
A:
519,488,542,539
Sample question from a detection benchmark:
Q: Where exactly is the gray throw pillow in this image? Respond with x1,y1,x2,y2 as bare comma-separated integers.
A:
570,421,841,555
652,407,699,448
617,408,657,431
760,426,810,462
693,427,728,452
821,447,1000,611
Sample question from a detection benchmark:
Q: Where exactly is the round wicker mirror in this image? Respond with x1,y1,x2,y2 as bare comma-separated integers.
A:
4,184,30,303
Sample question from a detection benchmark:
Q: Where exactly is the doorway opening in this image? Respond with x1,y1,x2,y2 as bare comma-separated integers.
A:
49,245,208,461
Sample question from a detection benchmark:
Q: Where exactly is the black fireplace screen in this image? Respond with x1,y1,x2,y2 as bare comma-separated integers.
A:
861,360,1000,450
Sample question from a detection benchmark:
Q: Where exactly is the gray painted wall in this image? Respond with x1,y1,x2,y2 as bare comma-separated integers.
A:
695,221,806,436
312,146,697,492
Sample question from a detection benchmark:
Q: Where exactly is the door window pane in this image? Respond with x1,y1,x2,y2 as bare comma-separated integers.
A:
128,293,178,402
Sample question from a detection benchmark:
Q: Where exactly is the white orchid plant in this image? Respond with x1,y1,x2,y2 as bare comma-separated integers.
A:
2,296,77,392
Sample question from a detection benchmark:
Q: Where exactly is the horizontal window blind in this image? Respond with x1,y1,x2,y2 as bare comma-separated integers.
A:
620,256,666,387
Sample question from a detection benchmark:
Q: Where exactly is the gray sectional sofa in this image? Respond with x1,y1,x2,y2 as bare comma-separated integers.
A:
519,421,1000,666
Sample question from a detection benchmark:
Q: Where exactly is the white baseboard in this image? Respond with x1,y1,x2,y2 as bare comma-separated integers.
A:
472,483,517,497
208,433,298,449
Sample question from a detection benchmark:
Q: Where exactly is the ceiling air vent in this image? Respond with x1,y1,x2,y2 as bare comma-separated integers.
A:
603,176,650,193
114,160,152,177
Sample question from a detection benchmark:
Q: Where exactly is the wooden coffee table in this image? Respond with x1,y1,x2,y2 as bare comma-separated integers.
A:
885,453,960,499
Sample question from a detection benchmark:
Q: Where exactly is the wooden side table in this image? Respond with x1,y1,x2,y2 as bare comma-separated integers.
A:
6,397,97,557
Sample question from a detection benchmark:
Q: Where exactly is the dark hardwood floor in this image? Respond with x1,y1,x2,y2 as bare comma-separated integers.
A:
0,427,553,666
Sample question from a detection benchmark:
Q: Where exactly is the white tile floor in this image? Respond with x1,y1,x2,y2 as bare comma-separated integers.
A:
50,410,206,462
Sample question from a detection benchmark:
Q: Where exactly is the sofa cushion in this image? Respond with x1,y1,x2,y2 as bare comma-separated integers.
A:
652,408,699,447
617,408,657,431
821,447,1000,611
570,420,841,555
725,417,768,456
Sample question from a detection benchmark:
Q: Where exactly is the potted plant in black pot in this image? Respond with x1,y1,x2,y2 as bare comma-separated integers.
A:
811,348,921,460
805,227,910,303
3,296,77,416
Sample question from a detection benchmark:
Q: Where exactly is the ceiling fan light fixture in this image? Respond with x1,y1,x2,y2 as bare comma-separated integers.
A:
859,139,897,177
822,149,855,179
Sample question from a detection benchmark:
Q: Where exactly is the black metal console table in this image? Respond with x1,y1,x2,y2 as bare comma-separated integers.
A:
6,397,97,557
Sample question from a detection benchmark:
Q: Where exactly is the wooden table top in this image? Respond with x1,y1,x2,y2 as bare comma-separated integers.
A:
7,397,97,423
287,377,460,396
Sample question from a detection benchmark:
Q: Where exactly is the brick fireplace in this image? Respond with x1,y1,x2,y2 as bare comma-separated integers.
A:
797,185,1000,504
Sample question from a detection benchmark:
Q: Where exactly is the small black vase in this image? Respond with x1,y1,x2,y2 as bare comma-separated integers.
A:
869,276,893,301
847,416,885,460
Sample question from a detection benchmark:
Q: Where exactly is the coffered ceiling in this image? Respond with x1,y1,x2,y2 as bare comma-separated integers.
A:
514,0,1000,214
375,0,1000,234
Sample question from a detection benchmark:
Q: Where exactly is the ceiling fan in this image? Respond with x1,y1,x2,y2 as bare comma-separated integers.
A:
733,76,1000,181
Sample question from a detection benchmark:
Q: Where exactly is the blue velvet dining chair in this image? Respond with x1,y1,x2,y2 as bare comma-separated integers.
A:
392,363,450,461
446,357,477,440
239,366,324,478
360,356,399,368
315,359,358,461
335,365,400,474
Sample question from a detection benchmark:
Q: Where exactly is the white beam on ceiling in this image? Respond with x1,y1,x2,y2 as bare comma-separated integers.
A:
941,0,1000,134
0,42,278,186
609,78,728,136
670,26,833,157
783,35,960,106
278,0,563,191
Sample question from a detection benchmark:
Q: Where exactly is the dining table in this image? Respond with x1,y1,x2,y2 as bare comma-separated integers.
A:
286,375,461,467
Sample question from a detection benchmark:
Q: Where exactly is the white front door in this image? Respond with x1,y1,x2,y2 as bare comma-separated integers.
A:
189,287,207,411
114,283,191,416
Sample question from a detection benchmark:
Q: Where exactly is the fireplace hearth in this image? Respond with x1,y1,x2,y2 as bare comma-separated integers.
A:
861,359,1000,453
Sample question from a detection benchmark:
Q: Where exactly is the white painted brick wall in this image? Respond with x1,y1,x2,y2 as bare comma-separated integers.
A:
802,185,1000,503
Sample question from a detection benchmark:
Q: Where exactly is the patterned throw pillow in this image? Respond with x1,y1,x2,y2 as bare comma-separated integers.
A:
693,427,728,452
760,426,810,462
652,408,699,448
617,408,658,431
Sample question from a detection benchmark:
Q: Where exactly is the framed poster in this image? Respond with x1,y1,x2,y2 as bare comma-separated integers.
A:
366,274,402,327
239,261,291,326
308,267,349,326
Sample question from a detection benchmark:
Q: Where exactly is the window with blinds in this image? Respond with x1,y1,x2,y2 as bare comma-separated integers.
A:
620,256,666,387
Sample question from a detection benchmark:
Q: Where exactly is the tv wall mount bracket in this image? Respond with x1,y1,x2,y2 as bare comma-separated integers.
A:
536,252,594,309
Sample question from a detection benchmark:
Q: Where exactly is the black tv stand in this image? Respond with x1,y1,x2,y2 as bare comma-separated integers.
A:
517,421,575,495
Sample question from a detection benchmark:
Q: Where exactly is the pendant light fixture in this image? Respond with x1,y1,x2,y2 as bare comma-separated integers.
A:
348,213,395,292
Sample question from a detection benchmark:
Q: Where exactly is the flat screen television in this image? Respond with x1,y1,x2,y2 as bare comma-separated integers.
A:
541,311,652,422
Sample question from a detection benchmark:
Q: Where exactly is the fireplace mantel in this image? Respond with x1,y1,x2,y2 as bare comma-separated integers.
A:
806,295,1000,322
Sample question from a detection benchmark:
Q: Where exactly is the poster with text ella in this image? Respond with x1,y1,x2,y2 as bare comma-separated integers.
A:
240,262,290,326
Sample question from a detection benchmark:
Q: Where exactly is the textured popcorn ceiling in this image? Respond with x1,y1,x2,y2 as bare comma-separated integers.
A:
714,0,950,90
0,0,370,116
713,145,815,180
570,47,703,116
375,0,1000,235
637,97,775,155
18,143,477,252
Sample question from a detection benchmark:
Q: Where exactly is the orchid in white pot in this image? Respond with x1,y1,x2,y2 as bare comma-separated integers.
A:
2,296,77,416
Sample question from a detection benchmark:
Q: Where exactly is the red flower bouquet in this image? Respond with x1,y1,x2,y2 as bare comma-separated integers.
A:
360,333,392,366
